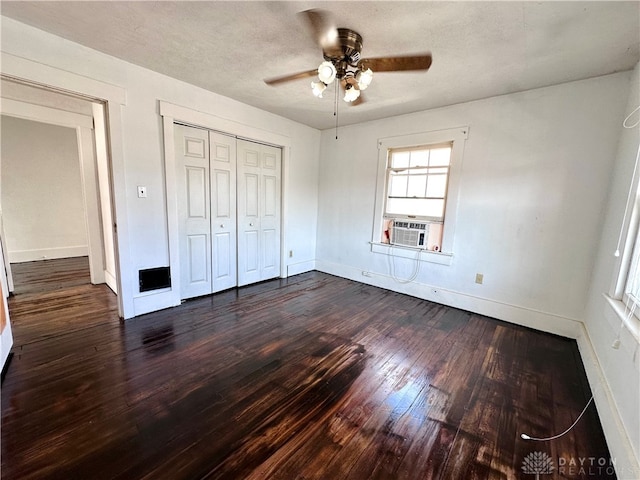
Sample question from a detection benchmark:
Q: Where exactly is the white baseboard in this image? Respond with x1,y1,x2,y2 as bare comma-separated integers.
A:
1,314,13,371
576,328,640,480
316,259,581,338
9,245,88,263
132,289,180,317
287,260,316,277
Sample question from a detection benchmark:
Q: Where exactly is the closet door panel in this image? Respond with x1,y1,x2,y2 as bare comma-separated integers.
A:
259,145,281,281
175,125,212,299
237,140,282,286
237,141,263,286
210,132,237,292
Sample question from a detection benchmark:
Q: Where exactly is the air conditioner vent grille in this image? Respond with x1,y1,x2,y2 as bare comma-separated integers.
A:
390,220,429,249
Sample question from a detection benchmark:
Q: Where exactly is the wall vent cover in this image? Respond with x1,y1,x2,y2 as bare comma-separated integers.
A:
139,266,171,292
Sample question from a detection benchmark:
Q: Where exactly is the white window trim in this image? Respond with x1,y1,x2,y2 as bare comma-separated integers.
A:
371,126,468,264
608,188,640,344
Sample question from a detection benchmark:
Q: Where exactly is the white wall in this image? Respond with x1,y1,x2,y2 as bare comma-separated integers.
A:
317,73,628,333
0,16,320,318
1,116,88,262
315,72,638,476
582,62,640,478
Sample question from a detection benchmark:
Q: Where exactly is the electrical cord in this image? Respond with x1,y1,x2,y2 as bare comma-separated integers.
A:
520,396,594,442
389,245,422,284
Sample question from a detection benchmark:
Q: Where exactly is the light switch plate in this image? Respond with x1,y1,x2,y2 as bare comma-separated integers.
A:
137,186,147,198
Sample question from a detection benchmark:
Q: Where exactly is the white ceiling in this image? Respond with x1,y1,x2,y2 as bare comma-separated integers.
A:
2,1,639,130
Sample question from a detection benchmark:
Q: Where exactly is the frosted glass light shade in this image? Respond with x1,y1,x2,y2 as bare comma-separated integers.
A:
317,61,337,84
311,81,327,98
343,85,361,103
357,68,373,90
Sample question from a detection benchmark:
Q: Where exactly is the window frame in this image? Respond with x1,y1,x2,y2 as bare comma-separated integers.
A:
384,142,453,223
371,127,468,264
613,192,640,308
608,185,640,343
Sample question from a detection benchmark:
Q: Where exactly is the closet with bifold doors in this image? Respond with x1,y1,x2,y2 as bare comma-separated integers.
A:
174,123,282,300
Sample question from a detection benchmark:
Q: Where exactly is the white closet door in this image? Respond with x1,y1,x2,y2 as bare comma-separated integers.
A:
210,132,237,292
175,124,212,299
237,140,281,286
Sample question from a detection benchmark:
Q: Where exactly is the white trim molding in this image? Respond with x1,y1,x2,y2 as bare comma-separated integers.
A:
159,100,292,306
316,259,582,339
9,246,89,264
576,326,640,480
372,126,469,256
0,52,131,318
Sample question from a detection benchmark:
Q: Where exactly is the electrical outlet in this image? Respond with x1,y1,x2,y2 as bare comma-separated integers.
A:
475,273,484,284
362,271,372,277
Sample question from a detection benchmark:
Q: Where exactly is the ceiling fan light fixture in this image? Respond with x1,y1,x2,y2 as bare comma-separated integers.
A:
343,85,361,103
356,68,373,90
311,81,327,98
317,61,337,84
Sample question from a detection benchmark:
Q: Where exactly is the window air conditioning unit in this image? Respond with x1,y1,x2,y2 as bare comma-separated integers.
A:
390,220,430,249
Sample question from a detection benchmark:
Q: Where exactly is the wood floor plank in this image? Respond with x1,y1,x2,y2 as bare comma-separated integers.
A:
1,259,615,479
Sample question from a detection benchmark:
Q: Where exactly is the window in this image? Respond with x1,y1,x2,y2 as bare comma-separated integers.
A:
614,196,640,318
371,127,468,264
624,238,640,309
386,143,452,220
609,177,640,342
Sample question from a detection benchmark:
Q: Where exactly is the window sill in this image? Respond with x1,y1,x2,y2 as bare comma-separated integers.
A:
603,294,640,344
370,242,453,266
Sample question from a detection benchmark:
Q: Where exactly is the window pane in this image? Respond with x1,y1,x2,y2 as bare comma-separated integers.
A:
409,150,429,167
426,174,447,198
429,147,451,166
386,142,452,222
407,175,427,197
391,151,410,168
386,198,426,217
627,255,640,301
386,198,445,220
424,199,445,218
389,174,408,197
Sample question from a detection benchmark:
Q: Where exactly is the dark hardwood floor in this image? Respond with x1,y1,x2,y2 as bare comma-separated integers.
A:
2,258,615,479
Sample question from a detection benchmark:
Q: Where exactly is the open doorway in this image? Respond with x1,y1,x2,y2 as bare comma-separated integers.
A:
0,77,118,304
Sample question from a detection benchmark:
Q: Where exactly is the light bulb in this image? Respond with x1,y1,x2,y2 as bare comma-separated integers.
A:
311,81,326,98
356,68,373,90
343,85,361,103
317,61,337,84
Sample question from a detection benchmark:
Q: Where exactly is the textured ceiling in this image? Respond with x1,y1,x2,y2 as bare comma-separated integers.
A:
2,1,639,130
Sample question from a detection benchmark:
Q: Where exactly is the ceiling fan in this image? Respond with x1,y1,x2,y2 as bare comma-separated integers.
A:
264,9,432,105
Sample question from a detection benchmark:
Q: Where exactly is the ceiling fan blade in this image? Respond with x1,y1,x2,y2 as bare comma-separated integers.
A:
264,69,317,86
360,53,433,72
298,9,341,56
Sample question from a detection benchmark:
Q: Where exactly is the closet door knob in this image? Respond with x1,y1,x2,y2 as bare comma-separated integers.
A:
249,222,254,227
220,224,225,228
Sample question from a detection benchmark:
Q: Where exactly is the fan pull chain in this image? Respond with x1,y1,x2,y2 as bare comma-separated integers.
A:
334,80,339,139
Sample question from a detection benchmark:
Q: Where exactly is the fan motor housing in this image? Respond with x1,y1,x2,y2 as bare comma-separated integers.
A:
323,28,363,67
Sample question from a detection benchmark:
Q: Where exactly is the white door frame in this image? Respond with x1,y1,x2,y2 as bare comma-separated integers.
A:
1,53,130,318
0,98,106,286
160,101,291,306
